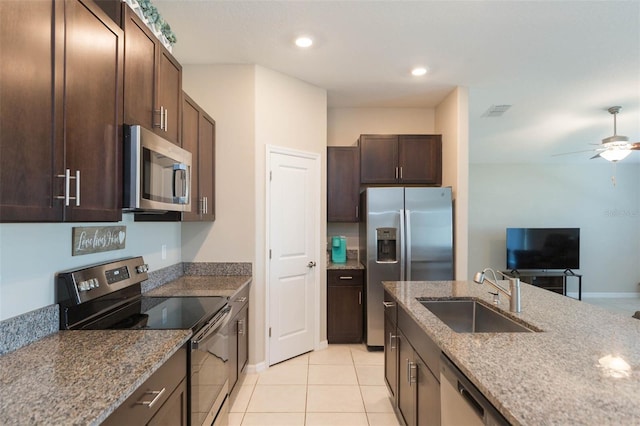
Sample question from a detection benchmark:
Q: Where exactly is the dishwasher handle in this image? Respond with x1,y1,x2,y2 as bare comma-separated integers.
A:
458,382,484,418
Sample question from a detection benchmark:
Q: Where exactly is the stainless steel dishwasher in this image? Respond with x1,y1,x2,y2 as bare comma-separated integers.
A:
440,354,510,426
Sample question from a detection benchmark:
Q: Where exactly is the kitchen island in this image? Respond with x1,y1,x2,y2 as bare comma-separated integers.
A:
384,280,640,425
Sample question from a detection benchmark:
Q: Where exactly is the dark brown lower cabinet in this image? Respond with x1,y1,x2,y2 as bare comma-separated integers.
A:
104,346,187,426
389,306,441,426
229,284,250,403
327,269,364,343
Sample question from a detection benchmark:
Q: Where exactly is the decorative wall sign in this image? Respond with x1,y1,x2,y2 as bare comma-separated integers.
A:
72,226,126,256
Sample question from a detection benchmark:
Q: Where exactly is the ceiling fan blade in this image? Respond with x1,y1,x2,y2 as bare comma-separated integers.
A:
590,152,602,160
552,148,599,157
630,142,640,150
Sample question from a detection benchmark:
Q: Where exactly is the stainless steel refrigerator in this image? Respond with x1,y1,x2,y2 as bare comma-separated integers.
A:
359,187,454,347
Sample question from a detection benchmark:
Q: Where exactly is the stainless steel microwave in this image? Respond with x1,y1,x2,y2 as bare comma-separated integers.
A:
123,125,192,212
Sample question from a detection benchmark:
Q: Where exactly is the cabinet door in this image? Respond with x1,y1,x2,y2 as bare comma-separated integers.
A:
384,314,398,404
360,135,398,184
416,355,440,426
122,6,157,131
237,304,249,375
327,284,363,343
63,0,123,222
181,95,200,221
0,0,64,222
327,147,360,222
198,112,216,221
147,378,188,426
398,135,442,185
157,48,182,145
397,331,416,426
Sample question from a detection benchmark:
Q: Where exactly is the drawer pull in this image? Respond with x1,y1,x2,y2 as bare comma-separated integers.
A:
136,388,165,408
382,301,395,308
235,296,247,303
339,276,353,280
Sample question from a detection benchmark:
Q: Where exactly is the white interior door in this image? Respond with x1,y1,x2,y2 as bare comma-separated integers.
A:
268,148,319,365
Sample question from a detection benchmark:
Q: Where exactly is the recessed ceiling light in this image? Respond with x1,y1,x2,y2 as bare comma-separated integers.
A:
295,36,313,48
411,67,428,76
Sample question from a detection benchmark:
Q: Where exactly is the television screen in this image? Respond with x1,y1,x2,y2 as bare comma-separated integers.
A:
506,228,580,270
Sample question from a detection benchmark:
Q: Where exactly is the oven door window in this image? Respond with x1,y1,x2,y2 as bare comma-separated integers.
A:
191,321,229,425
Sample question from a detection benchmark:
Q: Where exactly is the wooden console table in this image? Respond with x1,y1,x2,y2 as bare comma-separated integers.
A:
501,269,582,300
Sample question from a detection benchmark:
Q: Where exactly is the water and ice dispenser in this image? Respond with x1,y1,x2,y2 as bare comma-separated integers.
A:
376,228,397,262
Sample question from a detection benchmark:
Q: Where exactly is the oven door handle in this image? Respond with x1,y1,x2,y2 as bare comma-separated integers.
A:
192,305,232,350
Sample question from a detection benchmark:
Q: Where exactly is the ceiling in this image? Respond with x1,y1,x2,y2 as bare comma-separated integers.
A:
153,0,640,164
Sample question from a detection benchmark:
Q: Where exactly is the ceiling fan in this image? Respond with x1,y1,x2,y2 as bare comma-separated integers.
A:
556,106,640,162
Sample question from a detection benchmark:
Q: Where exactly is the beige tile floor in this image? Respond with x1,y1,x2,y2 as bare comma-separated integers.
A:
229,344,403,426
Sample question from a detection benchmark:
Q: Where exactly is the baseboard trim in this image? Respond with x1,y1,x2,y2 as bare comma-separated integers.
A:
581,292,640,299
316,340,328,351
246,361,267,374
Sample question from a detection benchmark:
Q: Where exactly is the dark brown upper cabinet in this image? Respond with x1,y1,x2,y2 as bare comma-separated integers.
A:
121,4,182,145
181,93,216,222
0,0,123,222
327,147,360,222
359,134,442,186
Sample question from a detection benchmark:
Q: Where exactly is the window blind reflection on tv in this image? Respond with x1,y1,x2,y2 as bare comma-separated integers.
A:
506,228,580,270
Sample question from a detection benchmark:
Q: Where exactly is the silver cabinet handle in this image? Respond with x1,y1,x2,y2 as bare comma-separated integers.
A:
358,291,362,305
235,297,247,303
56,169,80,206
204,196,208,214
339,276,353,280
238,319,245,336
399,166,403,179
136,388,165,408
389,332,397,349
395,167,399,179
155,106,165,130
307,261,317,268
355,205,359,218
382,301,396,308
407,360,417,385
164,108,168,132
74,170,80,206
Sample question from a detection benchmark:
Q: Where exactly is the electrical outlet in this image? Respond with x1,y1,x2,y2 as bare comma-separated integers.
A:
161,244,167,260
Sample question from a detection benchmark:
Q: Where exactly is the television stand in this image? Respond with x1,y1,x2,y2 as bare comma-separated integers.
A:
502,270,582,300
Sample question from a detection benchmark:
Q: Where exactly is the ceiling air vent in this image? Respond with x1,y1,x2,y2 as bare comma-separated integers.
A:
482,104,512,117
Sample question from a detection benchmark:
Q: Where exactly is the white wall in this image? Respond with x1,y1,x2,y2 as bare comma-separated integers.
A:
468,162,640,294
180,65,256,262
181,65,327,368
435,87,470,279
0,215,181,320
254,66,327,364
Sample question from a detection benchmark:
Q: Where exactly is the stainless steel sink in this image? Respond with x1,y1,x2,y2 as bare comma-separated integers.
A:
418,298,538,333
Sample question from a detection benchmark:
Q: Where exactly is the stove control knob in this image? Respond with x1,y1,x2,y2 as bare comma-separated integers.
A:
78,281,89,291
136,264,149,274
89,279,98,289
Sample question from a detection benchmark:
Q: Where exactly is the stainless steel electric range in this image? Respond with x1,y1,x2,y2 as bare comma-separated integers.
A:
56,256,230,426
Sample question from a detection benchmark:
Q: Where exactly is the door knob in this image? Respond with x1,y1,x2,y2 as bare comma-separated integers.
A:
307,261,317,268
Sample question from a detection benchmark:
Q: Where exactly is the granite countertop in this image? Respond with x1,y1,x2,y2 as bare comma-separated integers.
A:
384,280,640,426
0,329,190,425
144,275,252,298
327,259,365,270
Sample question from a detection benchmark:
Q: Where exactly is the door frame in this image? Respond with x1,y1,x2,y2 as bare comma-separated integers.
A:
265,144,322,367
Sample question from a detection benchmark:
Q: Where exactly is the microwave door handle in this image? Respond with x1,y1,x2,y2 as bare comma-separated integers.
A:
172,163,188,204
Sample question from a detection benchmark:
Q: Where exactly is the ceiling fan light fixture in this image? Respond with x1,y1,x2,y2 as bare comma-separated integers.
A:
295,36,313,48
600,148,632,162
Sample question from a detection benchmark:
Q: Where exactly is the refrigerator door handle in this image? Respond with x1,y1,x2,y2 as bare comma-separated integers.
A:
399,209,406,281
406,209,412,281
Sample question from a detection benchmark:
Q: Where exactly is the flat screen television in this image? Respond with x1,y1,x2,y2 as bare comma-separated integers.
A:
506,228,580,271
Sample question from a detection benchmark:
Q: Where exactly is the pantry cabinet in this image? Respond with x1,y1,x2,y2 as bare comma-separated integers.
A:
359,134,442,185
121,4,182,145
0,0,123,223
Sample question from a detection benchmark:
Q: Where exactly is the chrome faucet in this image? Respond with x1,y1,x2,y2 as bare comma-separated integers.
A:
473,268,521,313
